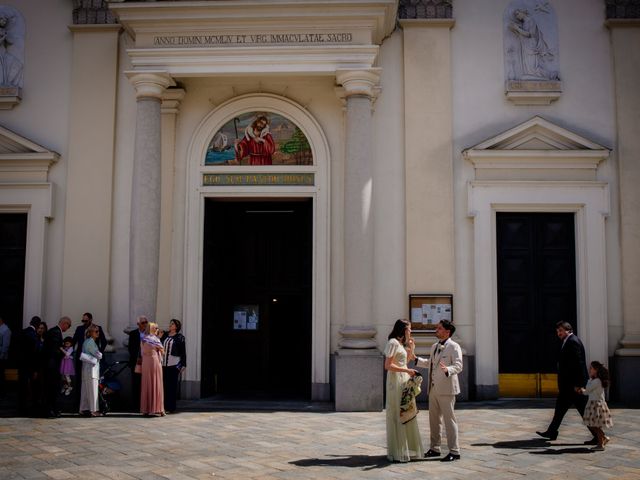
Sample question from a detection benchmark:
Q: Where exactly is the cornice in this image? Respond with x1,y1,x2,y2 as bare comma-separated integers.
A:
68,24,122,33
126,45,380,75
605,19,640,28
399,18,455,28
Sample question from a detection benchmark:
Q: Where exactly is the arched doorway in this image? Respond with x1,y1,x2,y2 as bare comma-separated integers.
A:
183,94,331,400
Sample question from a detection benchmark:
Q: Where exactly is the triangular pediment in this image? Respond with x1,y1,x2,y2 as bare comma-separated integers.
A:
471,117,608,151
463,117,609,170
0,125,58,157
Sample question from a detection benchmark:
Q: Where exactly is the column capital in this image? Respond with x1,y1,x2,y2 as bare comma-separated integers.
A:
335,68,382,100
125,71,176,100
161,88,186,115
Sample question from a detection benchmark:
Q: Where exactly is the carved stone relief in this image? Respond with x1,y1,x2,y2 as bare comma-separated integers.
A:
0,5,24,109
503,0,562,105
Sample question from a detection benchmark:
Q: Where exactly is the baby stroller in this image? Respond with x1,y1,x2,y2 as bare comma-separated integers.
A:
98,360,128,415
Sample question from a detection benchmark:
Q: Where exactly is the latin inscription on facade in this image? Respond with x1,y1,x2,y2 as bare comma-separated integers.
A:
153,32,353,47
203,173,315,186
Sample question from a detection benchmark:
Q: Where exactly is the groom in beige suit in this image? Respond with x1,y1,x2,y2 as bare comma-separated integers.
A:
412,320,463,462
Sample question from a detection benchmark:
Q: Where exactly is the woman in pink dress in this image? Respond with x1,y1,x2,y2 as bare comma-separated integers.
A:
140,322,165,416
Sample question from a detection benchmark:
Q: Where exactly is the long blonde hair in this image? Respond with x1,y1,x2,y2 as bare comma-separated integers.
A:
145,321,158,336
85,324,99,338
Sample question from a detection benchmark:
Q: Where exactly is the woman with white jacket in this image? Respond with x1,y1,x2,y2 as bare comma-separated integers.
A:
79,325,102,417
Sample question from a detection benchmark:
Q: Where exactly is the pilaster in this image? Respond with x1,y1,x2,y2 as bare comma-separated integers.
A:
61,24,121,337
157,88,186,324
400,20,455,302
607,18,640,405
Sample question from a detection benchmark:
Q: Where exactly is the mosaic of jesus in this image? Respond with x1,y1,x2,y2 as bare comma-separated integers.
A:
205,112,313,166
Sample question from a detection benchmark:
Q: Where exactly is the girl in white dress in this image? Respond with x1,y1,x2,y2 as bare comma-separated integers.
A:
577,361,613,451
384,319,424,462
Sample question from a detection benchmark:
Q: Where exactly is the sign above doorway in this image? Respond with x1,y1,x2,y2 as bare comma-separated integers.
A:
203,173,314,186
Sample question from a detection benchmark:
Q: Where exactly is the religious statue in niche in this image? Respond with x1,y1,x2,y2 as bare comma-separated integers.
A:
0,7,24,88
503,1,561,104
205,112,313,166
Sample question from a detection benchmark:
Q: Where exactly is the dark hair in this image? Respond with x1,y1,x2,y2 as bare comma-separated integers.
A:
591,361,610,388
170,318,182,333
37,322,48,334
555,321,573,333
83,312,93,320
440,320,456,336
388,319,410,342
63,336,74,345
30,316,42,327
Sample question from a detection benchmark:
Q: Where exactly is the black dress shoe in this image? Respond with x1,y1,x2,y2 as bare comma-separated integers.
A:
583,437,598,445
424,449,441,458
440,453,460,462
536,430,558,440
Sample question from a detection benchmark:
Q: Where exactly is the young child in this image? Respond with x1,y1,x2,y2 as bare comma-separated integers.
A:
577,361,613,451
59,337,75,396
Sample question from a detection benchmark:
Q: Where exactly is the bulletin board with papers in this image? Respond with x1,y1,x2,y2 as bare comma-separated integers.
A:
409,294,453,332
233,305,259,331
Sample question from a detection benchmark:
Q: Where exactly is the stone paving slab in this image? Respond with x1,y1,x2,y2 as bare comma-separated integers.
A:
0,400,638,479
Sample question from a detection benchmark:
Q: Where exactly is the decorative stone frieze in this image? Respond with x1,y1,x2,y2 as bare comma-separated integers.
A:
72,0,117,25
605,0,640,19
398,0,452,19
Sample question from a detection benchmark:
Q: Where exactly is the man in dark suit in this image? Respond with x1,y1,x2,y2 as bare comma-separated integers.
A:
537,321,596,443
128,315,148,411
17,316,41,416
72,312,107,406
42,316,71,417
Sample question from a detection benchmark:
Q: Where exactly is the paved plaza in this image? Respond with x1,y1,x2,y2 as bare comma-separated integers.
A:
0,399,639,480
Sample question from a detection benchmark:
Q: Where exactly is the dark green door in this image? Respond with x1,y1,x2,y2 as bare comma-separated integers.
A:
497,212,577,397
201,198,312,399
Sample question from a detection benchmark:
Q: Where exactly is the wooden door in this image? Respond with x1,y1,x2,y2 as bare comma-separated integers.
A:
201,199,312,399
497,212,577,397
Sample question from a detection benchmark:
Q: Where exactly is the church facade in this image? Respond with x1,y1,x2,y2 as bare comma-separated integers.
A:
1,0,639,407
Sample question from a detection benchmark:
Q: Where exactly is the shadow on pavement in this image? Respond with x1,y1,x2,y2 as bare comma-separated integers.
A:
472,438,552,449
472,438,594,455
530,447,594,455
291,454,391,470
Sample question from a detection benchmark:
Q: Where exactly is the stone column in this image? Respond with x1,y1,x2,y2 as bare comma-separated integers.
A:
607,18,640,405
334,69,383,411
126,72,175,326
